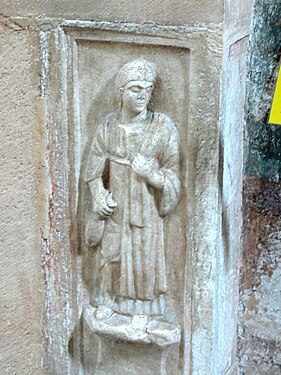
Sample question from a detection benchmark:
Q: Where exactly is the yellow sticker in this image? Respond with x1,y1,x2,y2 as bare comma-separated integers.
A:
269,65,281,125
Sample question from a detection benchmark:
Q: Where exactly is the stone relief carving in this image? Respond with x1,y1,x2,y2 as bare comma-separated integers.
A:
84,58,181,348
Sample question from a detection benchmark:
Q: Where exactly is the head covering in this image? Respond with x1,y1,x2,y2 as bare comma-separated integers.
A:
116,58,157,89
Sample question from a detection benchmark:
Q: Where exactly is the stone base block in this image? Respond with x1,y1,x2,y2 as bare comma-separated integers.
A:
83,305,181,375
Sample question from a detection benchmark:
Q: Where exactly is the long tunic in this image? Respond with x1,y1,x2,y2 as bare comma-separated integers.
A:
85,111,180,315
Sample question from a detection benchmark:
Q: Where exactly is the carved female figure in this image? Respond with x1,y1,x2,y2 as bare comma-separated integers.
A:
85,58,180,318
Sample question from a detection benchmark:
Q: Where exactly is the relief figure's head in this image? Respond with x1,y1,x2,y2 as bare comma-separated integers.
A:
116,58,157,115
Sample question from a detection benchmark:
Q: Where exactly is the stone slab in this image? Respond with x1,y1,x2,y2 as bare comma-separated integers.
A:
0,0,223,25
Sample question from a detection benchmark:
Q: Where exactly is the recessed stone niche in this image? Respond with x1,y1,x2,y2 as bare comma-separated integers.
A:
78,33,188,375
42,22,222,374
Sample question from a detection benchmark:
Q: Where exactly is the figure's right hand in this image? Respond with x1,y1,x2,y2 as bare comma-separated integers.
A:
93,191,117,219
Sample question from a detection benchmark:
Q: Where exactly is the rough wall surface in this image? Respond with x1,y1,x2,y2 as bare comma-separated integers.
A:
239,1,281,374
216,1,254,373
0,0,223,25
0,19,44,375
217,35,248,375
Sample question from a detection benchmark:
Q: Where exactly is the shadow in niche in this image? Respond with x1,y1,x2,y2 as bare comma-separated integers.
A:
68,314,83,360
219,134,231,270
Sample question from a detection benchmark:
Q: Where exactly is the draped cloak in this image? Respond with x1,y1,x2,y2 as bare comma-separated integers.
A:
85,111,180,315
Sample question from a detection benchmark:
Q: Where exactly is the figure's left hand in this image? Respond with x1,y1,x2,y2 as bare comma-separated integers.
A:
131,153,154,180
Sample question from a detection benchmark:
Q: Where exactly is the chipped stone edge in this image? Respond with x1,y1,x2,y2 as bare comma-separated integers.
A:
6,15,224,38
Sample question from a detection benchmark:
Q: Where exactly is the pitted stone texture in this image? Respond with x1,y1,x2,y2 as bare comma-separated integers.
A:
71,24,223,375
0,0,223,25
224,0,254,37
0,20,43,375
239,1,281,373
244,0,281,178
239,179,281,374
215,34,249,375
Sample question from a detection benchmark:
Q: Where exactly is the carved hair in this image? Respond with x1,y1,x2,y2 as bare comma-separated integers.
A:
116,58,157,90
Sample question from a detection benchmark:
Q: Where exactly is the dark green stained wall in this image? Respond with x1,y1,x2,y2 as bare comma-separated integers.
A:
245,0,281,178
240,2,281,374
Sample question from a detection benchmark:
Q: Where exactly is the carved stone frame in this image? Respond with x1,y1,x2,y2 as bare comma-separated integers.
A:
39,20,222,374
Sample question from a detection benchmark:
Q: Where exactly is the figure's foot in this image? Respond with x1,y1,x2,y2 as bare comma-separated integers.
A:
146,319,180,346
125,315,148,341
94,305,114,320
131,314,148,329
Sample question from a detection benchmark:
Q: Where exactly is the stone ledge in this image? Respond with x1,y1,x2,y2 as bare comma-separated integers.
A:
83,304,181,347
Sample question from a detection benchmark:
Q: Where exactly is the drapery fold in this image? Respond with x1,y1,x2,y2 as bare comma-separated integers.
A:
85,111,180,314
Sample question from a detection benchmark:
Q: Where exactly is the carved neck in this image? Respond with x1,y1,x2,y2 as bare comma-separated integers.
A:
121,108,148,124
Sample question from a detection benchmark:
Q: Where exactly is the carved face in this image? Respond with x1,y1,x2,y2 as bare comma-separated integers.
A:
120,80,153,115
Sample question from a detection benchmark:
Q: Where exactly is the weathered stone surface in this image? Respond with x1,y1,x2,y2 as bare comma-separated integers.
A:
1,1,280,374
245,0,281,178
239,1,281,373
214,0,255,372
84,305,181,346
0,19,44,375
216,35,249,375
224,0,254,37
0,0,223,25
0,15,225,374
65,22,223,375
240,179,281,374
